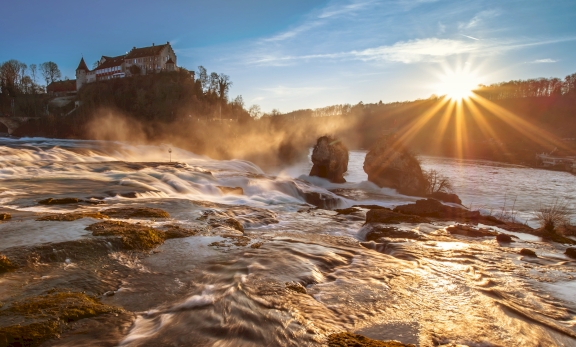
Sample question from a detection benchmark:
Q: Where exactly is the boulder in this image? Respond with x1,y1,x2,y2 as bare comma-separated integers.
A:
361,224,424,241
520,248,537,257
496,234,513,243
565,247,576,258
393,199,480,220
366,208,429,224
309,136,349,183
446,225,497,237
427,191,462,205
363,135,427,196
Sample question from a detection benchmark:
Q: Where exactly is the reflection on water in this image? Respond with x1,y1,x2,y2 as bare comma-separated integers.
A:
0,138,575,346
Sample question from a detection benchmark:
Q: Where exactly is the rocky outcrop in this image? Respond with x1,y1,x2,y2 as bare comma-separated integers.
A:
309,136,349,183
446,225,497,237
393,199,480,220
565,247,576,258
366,208,429,224
496,234,513,242
520,248,537,257
426,191,462,204
363,135,427,196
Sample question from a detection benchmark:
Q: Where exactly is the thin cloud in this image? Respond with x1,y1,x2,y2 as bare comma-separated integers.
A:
460,34,480,41
262,0,374,43
531,58,558,63
459,9,501,30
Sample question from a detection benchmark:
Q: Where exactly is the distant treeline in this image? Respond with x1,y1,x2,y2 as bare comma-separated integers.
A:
474,72,576,100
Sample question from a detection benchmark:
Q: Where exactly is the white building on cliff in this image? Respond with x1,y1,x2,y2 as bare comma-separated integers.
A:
76,42,177,91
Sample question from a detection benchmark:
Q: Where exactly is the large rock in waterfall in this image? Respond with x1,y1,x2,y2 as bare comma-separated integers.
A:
309,136,349,183
363,135,427,196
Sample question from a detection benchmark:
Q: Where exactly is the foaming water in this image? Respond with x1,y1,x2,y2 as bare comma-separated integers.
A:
1,137,575,347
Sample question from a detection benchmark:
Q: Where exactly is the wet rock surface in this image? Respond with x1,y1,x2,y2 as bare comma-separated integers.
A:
0,255,17,273
565,247,576,258
363,135,427,196
102,207,170,219
496,234,513,242
393,199,480,220
0,291,125,347
426,192,462,205
361,224,424,241
366,209,429,224
86,221,166,250
217,186,244,195
36,211,109,221
0,214,11,221
327,332,415,347
446,225,498,237
309,136,349,183
520,248,537,257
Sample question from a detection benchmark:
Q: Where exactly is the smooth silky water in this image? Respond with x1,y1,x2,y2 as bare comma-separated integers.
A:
0,138,575,346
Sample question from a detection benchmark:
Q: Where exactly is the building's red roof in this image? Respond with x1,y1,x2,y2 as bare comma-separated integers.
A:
76,58,89,72
125,43,169,59
93,55,125,71
47,79,77,93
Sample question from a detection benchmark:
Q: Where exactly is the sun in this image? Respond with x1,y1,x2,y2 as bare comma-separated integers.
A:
436,67,480,101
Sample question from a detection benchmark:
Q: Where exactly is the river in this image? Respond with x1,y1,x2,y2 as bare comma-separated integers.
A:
0,138,575,347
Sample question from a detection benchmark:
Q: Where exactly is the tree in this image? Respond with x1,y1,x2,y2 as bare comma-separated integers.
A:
0,59,27,96
209,72,219,94
197,66,208,92
217,73,232,100
29,64,37,84
40,61,61,85
248,104,262,119
424,169,452,194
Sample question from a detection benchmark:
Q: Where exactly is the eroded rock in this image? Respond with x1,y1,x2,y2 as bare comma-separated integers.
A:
363,135,427,196
309,136,349,183
102,207,170,219
0,254,17,273
328,332,415,347
0,213,11,221
366,209,429,224
496,234,513,243
361,224,424,241
565,247,576,258
394,199,480,220
520,248,537,257
446,225,497,237
86,221,165,250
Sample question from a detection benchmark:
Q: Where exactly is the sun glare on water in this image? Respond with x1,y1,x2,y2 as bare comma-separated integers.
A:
436,68,480,101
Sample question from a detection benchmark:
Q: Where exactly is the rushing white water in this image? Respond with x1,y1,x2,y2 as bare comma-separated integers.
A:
1,137,575,347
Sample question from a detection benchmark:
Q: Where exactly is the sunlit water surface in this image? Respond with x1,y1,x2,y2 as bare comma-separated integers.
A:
0,138,575,347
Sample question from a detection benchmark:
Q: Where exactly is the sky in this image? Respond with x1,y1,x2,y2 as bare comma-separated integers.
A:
1,0,575,112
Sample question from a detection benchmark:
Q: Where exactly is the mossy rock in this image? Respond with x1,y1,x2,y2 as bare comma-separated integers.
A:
86,221,165,250
162,224,198,239
539,230,576,245
0,213,11,221
38,198,80,205
286,282,307,294
0,291,123,347
328,332,415,347
36,212,109,221
102,207,170,219
366,209,428,224
0,255,17,273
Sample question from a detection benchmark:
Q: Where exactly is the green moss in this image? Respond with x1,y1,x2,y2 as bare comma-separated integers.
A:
102,207,170,219
328,332,415,347
38,198,80,205
0,292,123,347
162,224,198,239
36,212,109,221
0,320,60,347
0,255,17,273
86,220,166,250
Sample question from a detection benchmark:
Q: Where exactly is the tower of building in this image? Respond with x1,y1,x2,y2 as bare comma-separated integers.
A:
75,57,89,91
